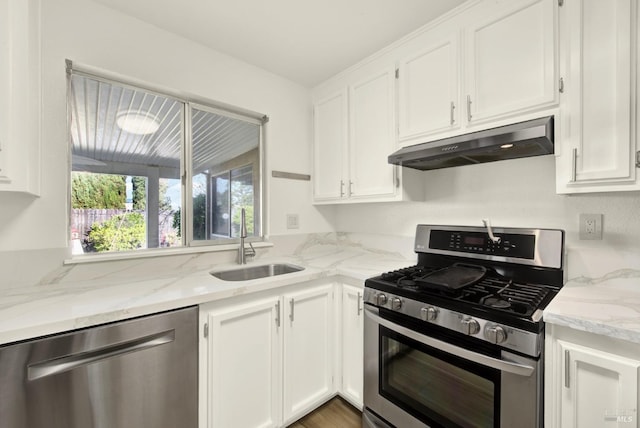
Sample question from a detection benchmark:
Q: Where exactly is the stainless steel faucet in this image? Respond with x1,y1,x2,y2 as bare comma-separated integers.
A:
238,208,255,264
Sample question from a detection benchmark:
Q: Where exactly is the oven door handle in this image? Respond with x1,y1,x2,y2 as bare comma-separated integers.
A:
366,308,535,377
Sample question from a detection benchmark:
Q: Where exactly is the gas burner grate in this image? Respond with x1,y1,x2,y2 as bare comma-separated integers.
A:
380,265,437,289
375,265,554,317
459,278,551,316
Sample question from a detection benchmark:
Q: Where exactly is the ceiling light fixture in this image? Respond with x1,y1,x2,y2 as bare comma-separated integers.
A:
500,143,514,149
116,111,160,135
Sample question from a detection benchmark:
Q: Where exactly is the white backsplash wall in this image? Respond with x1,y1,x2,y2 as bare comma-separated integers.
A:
0,232,409,290
333,155,640,279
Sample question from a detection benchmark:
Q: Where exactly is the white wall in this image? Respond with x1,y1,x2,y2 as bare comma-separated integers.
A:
0,0,335,257
1,0,638,289
334,155,640,278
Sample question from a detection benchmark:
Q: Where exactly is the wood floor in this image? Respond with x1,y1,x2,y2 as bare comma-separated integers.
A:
288,397,362,428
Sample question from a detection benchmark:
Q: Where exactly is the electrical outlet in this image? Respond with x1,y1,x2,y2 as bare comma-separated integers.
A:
287,214,299,229
579,214,603,240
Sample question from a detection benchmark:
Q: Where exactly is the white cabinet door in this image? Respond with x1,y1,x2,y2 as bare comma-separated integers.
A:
465,0,556,124
205,297,282,428
398,34,460,141
0,0,40,195
557,0,639,193
349,68,397,199
559,340,640,428
282,284,334,424
340,284,364,409
313,90,348,201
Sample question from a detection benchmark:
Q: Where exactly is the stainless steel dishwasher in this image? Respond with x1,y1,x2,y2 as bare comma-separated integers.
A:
0,306,198,428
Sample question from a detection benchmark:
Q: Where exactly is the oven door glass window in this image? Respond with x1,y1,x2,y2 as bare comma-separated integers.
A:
380,326,500,428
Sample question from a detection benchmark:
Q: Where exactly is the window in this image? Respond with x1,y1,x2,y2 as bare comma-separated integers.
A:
68,66,264,255
211,165,255,238
190,105,261,243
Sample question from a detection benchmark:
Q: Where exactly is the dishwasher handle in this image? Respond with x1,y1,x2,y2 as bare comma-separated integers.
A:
27,330,175,381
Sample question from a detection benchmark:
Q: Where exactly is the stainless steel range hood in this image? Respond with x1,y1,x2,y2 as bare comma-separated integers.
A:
388,116,554,171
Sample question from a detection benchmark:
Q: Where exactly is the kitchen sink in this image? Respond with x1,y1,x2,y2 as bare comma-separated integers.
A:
210,263,304,281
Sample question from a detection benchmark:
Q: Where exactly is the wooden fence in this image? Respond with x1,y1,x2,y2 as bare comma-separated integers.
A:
71,209,178,245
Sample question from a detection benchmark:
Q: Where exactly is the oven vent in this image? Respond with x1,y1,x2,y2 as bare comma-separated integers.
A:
388,116,554,171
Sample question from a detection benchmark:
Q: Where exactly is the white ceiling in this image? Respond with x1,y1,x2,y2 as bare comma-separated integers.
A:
93,0,467,87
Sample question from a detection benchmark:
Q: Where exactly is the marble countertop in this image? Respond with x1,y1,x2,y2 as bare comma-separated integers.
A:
0,242,412,346
544,269,640,344
7,230,640,348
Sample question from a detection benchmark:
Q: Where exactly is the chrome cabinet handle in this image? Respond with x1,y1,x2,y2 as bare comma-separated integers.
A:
357,292,363,316
289,298,295,322
28,330,175,381
340,180,345,197
275,301,281,327
466,95,472,122
450,101,456,125
349,180,354,196
571,148,577,182
564,350,570,388
365,308,535,377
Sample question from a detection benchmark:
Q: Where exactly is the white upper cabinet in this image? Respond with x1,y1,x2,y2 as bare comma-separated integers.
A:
312,67,421,204
312,0,558,201
0,0,41,195
556,0,640,193
398,34,460,141
348,68,397,200
397,0,557,147
313,90,348,201
464,0,557,125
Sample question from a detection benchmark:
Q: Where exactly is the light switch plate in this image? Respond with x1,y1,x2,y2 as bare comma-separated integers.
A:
287,214,299,229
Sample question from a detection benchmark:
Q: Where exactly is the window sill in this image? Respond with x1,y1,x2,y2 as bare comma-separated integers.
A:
64,241,274,265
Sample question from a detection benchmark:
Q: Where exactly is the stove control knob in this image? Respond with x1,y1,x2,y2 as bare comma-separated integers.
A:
485,325,508,344
420,306,438,322
461,318,480,335
376,293,388,306
391,297,402,310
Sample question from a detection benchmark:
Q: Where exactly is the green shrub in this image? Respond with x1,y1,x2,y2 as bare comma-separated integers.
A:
84,212,146,252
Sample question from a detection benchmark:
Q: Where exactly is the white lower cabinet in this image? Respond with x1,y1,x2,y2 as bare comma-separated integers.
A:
204,296,282,428
282,284,335,425
545,324,640,428
339,284,364,409
200,281,335,428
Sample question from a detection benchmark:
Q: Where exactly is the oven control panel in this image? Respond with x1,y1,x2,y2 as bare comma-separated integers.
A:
429,230,535,259
363,287,542,357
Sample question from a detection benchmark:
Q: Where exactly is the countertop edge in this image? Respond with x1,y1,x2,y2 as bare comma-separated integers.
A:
543,311,640,346
0,263,352,346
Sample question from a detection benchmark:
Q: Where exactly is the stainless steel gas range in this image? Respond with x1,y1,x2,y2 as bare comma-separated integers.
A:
363,224,564,428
